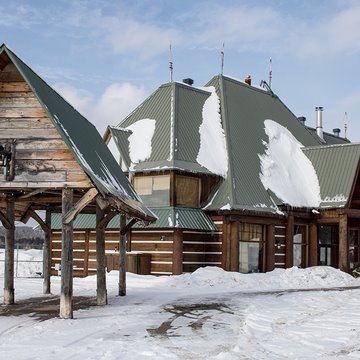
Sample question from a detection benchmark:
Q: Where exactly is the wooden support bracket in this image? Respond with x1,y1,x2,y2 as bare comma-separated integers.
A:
120,217,139,235
26,208,50,233
63,188,98,225
0,209,12,230
96,210,117,230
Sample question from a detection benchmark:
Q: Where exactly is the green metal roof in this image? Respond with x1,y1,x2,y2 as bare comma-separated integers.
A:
303,143,360,208
1,44,155,222
204,75,322,213
51,207,217,231
305,126,350,145
115,81,214,174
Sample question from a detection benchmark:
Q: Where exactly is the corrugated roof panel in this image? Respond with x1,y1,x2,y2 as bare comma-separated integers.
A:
303,144,360,208
51,207,217,231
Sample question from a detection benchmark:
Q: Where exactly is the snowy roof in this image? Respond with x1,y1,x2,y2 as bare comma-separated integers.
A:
303,143,360,209
114,81,216,175
203,75,323,213
0,44,155,222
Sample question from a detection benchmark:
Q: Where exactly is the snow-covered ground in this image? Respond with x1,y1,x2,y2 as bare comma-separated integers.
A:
1,251,360,359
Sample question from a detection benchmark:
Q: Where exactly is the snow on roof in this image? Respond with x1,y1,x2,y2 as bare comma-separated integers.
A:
259,119,321,208
196,86,228,178
126,119,156,167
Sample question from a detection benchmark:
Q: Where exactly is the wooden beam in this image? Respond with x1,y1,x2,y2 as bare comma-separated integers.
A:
96,194,109,211
96,203,107,305
309,223,318,267
173,229,183,275
4,200,15,305
60,188,74,319
43,209,51,294
17,188,50,199
229,221,239,272
285,214,294,268
339,214,349,272
119,214,127,296
63,188,98,225
266,224,275,272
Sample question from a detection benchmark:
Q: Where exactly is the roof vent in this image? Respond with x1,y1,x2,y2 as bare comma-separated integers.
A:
298,116,306,125
245,74,251,85
183,78,194,86
333,128,341,137
315,106,324,140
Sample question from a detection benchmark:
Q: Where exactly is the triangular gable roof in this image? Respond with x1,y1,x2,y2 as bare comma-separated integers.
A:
303,143,360,208
116,81,214,174
0,44,155,222
204,75,323,213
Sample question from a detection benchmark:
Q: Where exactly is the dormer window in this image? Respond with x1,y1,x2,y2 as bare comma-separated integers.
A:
134,175,170,207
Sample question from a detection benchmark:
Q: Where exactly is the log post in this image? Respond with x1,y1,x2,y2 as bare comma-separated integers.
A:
96,203,107,305
309,223,318,267
339,214,349,272
173,228,183,275
60,188,74,319
285,214,294,268
4,199,15,305
266,224,275,272
43,209,51,295
230,222,239,272
119,214,126,296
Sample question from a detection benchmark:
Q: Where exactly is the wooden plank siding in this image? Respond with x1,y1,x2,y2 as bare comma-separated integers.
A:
0,62,92,190
51,226,223,277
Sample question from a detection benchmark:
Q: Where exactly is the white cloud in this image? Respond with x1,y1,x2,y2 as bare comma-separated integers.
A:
54,82,149,135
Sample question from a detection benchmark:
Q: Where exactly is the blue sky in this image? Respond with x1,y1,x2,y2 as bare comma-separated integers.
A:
1,0,360,140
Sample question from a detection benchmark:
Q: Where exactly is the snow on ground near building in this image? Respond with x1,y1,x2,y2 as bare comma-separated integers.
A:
1,255,360,359
259,119,321,208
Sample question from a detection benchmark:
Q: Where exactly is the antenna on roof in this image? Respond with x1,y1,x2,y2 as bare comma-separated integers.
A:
268,57,272,88
169,42,173,82
221,42,225,75
344,111,348,138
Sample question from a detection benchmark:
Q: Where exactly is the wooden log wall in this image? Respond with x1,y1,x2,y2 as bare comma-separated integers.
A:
0,62,91,189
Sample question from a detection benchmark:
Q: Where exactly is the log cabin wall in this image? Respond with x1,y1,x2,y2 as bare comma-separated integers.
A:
0,62,91,190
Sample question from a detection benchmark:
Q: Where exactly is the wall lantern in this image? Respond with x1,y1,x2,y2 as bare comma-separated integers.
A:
0,141,15,181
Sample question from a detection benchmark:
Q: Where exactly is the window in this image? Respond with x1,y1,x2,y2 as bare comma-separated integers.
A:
318,225,339,267
175,175,200,207
134,175,170,207
349,229,360,272
239,223,265,273
293,225,308,268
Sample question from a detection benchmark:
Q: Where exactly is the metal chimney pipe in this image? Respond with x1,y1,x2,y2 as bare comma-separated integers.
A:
333,128,341,137
315,106,324,140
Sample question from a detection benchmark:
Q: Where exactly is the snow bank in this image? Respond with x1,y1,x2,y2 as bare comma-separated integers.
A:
259,119,321,207
170,266,357,292
126,119,156,165
197,86,228,177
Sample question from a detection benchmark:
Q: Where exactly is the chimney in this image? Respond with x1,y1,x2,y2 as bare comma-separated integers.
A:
315,106,324,140
333,128,341,137
298,116,306,125
245,74,251,85
183,78,194,86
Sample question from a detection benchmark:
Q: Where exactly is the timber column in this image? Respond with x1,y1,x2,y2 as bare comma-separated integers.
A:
173,228,183,275
285,213,294,268
43,209,51,294
119,214,126,296
266,224,275,272
60,188,74,319
4,198,15,305
339,213,349,272
309,223,318,267
96,203,107,305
